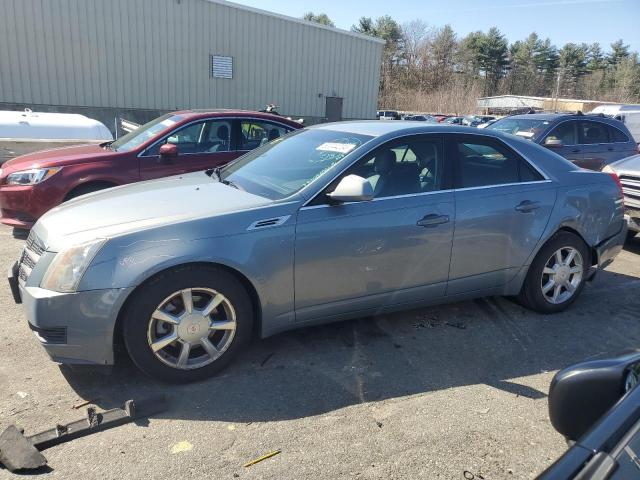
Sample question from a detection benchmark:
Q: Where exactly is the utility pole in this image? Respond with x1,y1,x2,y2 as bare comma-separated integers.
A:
554,67,563,112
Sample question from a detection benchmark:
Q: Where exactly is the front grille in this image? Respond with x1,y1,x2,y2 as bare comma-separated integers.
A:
18,231,45,286
620,174,640,208
28,323,67,344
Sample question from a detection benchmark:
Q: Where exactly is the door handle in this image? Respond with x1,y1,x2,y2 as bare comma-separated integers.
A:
417,214,449,227
515,200,540,213
607,147,614,151
571,148,581,153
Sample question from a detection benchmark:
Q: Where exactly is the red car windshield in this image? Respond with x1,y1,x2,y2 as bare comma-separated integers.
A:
110,114,185,152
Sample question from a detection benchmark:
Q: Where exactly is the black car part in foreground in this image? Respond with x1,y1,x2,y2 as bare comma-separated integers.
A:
539,351,640,479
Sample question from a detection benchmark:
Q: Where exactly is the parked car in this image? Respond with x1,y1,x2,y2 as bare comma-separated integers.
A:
0,110,302,229
487,113,639,170
444,116,463,125
404,115,437,123
603,154,640,240
432,114,451,123
539,350,640,479
377,110,400,120
462,115,496,127
9,122,626,382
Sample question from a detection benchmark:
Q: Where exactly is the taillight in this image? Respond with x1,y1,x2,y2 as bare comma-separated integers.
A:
637,143,640,154
602,165,624,204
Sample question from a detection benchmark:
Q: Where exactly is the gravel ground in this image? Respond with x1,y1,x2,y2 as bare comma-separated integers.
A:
1,224,640,479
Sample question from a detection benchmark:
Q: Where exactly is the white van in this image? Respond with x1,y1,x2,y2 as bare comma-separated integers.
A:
590,104,640,143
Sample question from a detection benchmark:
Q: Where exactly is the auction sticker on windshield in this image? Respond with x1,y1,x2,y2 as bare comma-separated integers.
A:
316,142,358,154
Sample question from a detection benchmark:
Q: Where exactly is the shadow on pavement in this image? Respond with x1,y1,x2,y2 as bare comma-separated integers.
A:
60,269,640,423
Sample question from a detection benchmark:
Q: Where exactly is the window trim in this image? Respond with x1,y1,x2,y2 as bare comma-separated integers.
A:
138,117,294,158
305,133,449,207
450,134,547,190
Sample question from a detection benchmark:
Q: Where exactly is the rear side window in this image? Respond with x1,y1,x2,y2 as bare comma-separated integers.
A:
545,121,577,145
608,125,630,143
580,121,609,144
454,138,543,188
238,121,290,151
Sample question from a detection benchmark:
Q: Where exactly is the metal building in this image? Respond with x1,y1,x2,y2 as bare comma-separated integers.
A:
0,0,384,131
477,95,619,115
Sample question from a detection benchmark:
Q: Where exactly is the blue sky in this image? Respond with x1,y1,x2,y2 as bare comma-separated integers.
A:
231,0,640,51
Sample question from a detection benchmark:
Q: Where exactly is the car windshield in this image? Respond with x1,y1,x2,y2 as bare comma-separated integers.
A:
109,114,185,152
220,129,373,200
487,118,550,140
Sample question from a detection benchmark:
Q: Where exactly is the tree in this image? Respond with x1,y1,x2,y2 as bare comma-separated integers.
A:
608,39,630,67
302,12,334,27
558,43,589,97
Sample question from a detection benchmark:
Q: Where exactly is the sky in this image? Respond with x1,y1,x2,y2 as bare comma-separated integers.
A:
231,0,640,51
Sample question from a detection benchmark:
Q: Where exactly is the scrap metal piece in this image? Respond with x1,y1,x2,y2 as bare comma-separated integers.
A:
0,396,167,471
243,449,281,467
0,425,47,472
28,396,167,450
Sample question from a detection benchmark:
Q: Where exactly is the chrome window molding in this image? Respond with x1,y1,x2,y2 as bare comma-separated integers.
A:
137,117,295,158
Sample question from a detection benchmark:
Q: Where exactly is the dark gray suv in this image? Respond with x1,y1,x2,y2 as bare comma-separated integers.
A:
487,113,638,170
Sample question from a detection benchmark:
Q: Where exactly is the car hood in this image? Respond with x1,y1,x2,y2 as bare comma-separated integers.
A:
0,143,116,174
612,154,640,174
34,172,272,250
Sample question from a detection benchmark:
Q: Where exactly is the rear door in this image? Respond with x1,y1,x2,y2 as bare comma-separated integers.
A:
139,119,237,180
448,134,556,295
578,120,611,171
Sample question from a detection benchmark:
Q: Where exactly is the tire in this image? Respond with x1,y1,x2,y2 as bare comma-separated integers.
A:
65,182,114,201
519,231,589,314
627,231,637,242
122,265,253,383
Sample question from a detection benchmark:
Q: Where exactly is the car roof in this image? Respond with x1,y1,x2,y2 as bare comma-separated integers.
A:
169,109,302,126
310,120,514,139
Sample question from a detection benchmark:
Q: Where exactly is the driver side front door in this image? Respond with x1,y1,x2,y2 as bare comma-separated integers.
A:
293,134,455,323
139,119,237,180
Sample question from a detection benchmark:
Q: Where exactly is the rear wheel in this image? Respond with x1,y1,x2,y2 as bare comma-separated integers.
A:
519,232,589,314
122,265,253,383
627,231,637,242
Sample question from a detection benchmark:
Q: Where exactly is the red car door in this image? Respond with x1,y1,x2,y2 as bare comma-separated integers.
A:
139,119,238,181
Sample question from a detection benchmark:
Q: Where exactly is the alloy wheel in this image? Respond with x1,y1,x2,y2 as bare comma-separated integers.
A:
147,287,236,370
540,247,584,305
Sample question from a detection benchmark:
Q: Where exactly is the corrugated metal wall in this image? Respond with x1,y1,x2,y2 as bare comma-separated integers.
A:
0,0,383,119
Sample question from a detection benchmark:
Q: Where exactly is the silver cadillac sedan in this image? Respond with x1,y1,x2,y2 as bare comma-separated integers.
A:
9,122,627,382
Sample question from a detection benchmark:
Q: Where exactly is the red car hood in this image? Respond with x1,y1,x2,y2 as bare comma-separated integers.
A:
1,143,117,174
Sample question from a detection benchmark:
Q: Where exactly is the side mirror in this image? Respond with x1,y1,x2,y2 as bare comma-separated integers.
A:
548,351,640,442
544,138,564,148
159,143,178,163
326,175,374,203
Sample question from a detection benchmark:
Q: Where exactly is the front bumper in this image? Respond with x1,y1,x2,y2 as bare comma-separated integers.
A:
18,284,134,365
626,209,640,233
0,185,37,228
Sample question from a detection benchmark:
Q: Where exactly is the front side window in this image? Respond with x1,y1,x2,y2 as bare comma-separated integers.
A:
238,121,290,151
145,120,232,156
455,138,541,188
110,114,184,152
342,137,443,199
220,129,372,200
580,121,609,144
545,121,577,145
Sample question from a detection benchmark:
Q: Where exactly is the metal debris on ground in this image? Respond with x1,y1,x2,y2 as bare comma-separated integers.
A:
0,396,167,472
243,449,281,467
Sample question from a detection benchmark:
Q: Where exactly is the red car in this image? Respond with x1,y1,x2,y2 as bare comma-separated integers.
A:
0,110,302,229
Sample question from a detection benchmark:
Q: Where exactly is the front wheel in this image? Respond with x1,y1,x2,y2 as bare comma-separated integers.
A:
122,265,253,383
519,232,589,314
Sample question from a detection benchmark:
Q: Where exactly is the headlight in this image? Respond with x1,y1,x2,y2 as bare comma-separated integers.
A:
41,239,106,293
7,167,62,185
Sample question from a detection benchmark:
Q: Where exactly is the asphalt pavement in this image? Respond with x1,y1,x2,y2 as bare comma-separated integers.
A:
1,224,640,479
